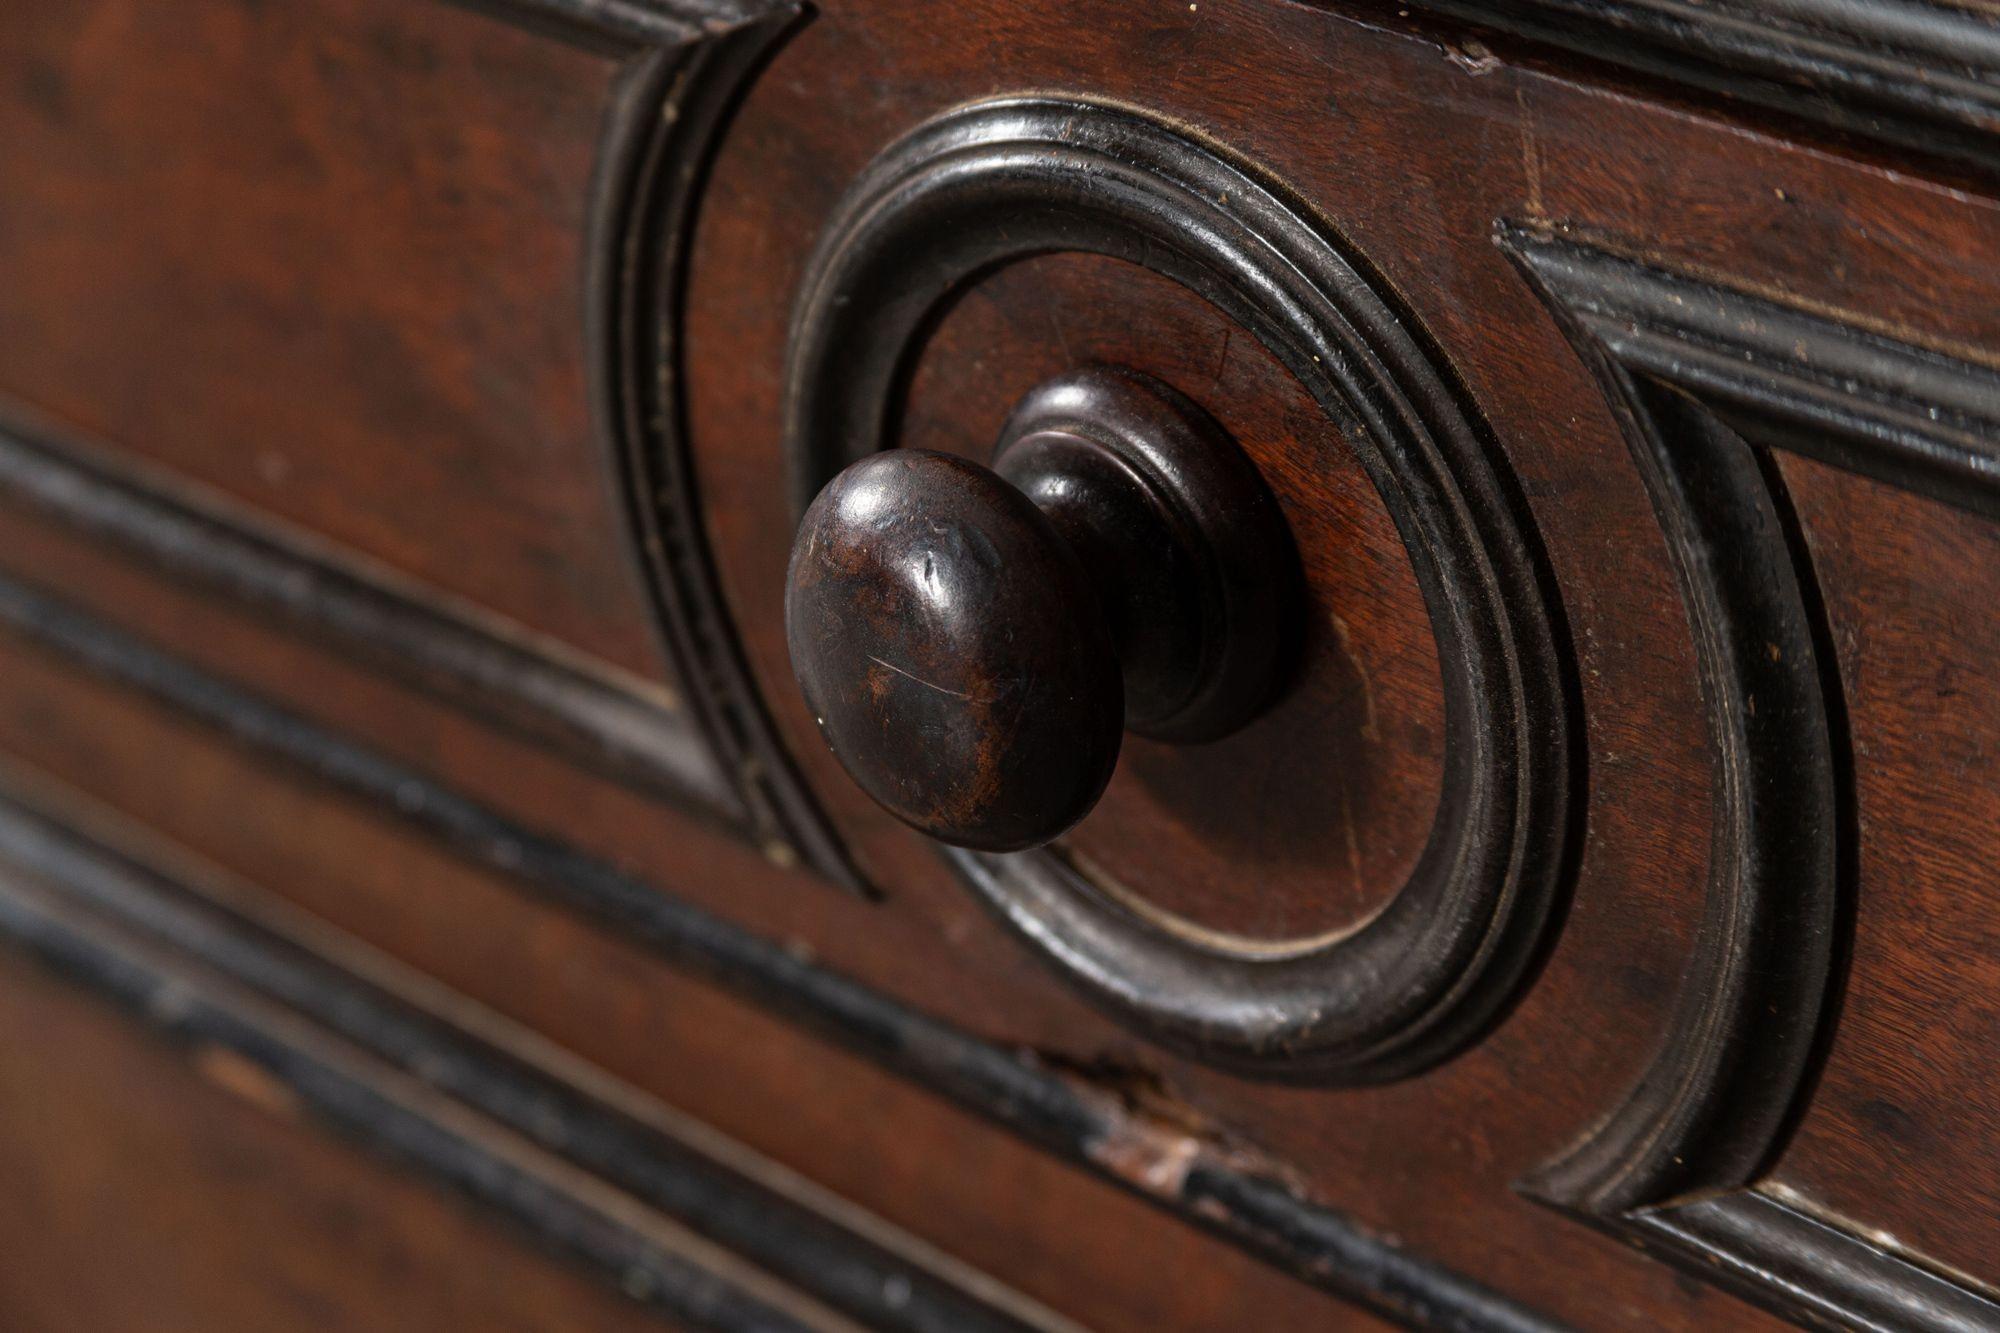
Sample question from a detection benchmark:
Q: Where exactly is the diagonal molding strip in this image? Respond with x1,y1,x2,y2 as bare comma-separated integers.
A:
0,785,1068,1333
0,415,738,820
0,565,1563,1333
0,858,842,1333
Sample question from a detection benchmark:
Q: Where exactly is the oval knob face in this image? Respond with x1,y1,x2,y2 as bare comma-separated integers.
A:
785,449,1124,852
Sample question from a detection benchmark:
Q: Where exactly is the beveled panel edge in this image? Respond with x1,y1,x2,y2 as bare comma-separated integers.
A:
0,408,741,824
0,567,1560,1333
578,0,866,891
1503,233,2000,522
0,770,1073,1333
1382,0,2000,178
1500,223,1999,1330
1500,227,1843,1218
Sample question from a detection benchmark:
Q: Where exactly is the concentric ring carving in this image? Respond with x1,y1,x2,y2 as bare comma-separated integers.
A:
783,97,1573,1082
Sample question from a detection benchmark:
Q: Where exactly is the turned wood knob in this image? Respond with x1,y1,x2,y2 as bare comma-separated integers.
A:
786,367,1298,852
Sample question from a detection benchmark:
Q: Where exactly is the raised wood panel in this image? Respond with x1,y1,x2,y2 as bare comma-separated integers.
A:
677,0,2000,1324
0,541,1729,1328
0,0,660,674
1775,452,2000,1283
2,0,1998,1325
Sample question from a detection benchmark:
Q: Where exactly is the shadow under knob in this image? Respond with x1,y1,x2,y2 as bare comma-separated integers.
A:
785,366,1298,852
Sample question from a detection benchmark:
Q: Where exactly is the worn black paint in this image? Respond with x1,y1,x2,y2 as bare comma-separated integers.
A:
0,567,1558,1333
1638,1191,2000,1331
0,856,822,1333
1396,0,2000,178
0,793,1053,1333
1505,230,1842,1217
581,0,867,891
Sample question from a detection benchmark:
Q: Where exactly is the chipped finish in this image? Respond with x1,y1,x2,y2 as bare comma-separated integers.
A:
13,0,2000,1325
0,565,1555,1331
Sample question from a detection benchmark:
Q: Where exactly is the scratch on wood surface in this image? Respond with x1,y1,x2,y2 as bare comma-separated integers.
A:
1517,85,1545,222
1338,786,1364,895
866,654,971,699
1327,610,1380,743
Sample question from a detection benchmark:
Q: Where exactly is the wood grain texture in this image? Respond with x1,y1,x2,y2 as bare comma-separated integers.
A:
1774,453,2000,1285
0,781,1065,1333
779,91,1573,1085
0,956,697,1333
3,0,2000,1325
902,254,1450,943
1498,230,2000,1328
0,0,662,674
0,577,1412,1329
681,0,2000,1321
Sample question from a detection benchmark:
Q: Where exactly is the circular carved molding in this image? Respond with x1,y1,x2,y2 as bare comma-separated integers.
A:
783,96,1572,1083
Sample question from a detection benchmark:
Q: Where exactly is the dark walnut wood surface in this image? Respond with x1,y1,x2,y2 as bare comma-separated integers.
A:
1,0,1998,1328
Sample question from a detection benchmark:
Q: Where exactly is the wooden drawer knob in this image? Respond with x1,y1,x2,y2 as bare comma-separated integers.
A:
785,367,1298,852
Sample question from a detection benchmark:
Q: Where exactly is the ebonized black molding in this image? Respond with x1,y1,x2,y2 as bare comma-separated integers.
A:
1391,0,2000,177
0,412,737,821
578,0,866,890
451,0,766,50
1498,233,2000,523
0,848,814,1333
1636,1191,2000,1332
0,784,1057,1333
1500,225,2000,1331
785,95,1574,1085
0,568,1562,1333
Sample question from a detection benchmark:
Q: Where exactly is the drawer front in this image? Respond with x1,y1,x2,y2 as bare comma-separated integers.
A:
3,0,1999,1328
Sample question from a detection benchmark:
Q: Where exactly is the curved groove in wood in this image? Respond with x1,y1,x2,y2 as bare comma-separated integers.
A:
589,2,866,890
784,98,1574,1083
1500,229,1842,1214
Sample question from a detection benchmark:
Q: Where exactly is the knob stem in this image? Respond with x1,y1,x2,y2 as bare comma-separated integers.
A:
994,367,1298,742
